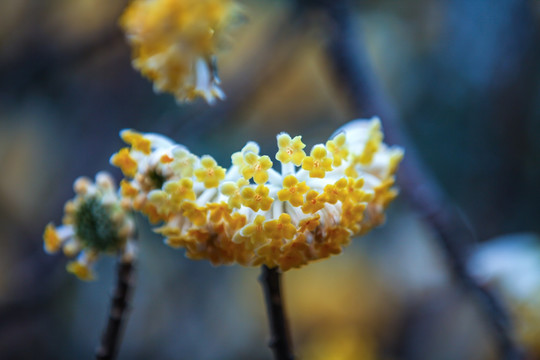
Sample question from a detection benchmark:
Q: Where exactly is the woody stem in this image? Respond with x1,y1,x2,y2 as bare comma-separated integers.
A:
95,259,135,360
259,265,295,360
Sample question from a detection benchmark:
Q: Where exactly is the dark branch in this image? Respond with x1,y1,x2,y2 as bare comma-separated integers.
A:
259,265,295,360
95,259,135,360
305,0,523,358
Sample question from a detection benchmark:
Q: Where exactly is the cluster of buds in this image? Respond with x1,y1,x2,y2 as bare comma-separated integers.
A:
120,0,241,104
43,173,136,280
108,117,403,271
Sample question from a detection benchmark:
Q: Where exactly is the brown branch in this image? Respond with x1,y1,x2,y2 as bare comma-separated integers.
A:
259,265,295,360
300,0,524,358
95,259,135,360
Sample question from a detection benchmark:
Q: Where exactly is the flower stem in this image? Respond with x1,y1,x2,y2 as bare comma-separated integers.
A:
95,259,135,360
259,265,295,360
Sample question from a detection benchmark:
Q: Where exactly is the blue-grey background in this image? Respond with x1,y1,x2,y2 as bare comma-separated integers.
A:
0,0,539,359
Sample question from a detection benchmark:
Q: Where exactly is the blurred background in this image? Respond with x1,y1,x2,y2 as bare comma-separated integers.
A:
0,0,539,359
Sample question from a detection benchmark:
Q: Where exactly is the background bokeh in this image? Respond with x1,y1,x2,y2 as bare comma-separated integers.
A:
1,0,539,359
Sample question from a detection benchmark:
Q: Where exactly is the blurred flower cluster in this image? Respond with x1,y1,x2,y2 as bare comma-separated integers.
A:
120,0,242,104
43,172,136,280
469,234,540,356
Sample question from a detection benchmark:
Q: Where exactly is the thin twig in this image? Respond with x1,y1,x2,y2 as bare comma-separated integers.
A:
302,0,523,358
259,265,295,360
95,259,135,360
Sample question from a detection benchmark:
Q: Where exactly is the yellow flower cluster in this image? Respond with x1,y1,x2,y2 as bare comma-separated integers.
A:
43,172,136,280
110,117,403,271
120,0,240,104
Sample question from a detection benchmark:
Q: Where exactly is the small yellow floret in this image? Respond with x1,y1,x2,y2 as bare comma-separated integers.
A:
319,178,348,204
182,201,208,226
263,214,296,241
241,153,273,184
172,149,198,177
276,133,306,166
43,223,61,253
207,202,231,223
241,184,274,212
301,190,325,214
66,261,95,281
279,236,309,271
298,214,320,233
240,215,267,246
302,145,333,178
111,148,138,177
194,155,225,188
120,179,139,197
121,129,152,154
255,239,283,268
165,178,197,203
220,179,249,209
277,175,309,207
358,121,383,165
326,133,349,167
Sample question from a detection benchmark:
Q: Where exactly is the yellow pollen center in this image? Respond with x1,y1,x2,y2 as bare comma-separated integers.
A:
286,147,293,155
207,169,214,176
254,194,262,201
289,187,296,193
313,160,320,168
255,163,262,171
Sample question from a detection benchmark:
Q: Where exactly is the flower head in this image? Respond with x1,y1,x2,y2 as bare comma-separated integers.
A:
120,0,241,104
115,117,402,271
43,172,136,280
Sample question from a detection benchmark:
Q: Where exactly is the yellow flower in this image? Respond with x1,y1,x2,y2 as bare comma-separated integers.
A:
194,155,226,188
277,175,309,207
241,184,274,212
232,141,260,168
326,133,349,167
220,179,249,209
207,202,232,223
110,147,138,177
120,179,139,198
298,214,320,233
241,152,273,184
120,0,241,104
302,145,333,178
181,201,208,226
279,235,309,271
171,148,198,177
67,259,96,281
121,129,152,154
239,215,267,246
301,190,325,214
164,178,197,203
43,223,62,254
254,239,283,268
263,214,296,241
318,178,348,204
276,133,306,166
358,121,383,165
